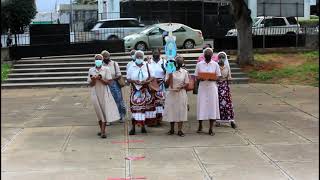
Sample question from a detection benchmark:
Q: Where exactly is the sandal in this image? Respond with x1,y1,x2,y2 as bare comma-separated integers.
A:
208,129,215,136
141,127,147,133
167,130,174,135
231,122,237,129
197,128,203,133
129,129,135,135
101,134,107,138
177,131,185,137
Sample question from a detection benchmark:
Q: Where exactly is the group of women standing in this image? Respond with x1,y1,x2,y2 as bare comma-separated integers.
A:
88,46,235,139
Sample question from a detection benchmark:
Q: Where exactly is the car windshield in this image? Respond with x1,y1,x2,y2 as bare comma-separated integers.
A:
139,26,155,34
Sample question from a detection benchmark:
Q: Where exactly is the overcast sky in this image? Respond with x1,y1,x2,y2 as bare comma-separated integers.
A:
36,0,70,12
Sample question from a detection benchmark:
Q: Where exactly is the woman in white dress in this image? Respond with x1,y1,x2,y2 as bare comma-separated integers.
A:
195,48,221,136
163,55,189,137
88,54,120,138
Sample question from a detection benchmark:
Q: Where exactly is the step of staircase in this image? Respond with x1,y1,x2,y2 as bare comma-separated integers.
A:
2,52,248,88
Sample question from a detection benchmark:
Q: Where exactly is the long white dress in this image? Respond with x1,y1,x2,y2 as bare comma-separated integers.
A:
195,61,221,120
163,68,189,122
87,66,120,123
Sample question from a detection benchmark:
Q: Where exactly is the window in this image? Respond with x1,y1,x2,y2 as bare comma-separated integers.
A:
100,21,118,28
148,28,161,36
286,17,298,25
119,20,140,27
173,27,186,33
271,18,286,26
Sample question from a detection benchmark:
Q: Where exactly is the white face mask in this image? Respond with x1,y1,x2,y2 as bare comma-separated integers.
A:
135,58,143,65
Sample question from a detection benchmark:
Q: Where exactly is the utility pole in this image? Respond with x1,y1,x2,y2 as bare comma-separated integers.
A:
70,0,73,31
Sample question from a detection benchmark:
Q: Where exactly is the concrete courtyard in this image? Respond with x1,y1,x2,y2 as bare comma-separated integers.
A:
1,83,319,180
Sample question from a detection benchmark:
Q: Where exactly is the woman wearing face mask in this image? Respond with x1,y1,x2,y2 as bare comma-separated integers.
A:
163,55,189,137
88,54,120,138
127,50,155,135
195,48,221,136
216,52,236,129
126,49,136,76
197,44,218,63
146,48,167,127
101,50,126,124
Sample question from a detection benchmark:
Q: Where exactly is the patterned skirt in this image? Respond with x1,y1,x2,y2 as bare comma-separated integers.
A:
130,85,156,126
154,79,165,117
217,80,235,123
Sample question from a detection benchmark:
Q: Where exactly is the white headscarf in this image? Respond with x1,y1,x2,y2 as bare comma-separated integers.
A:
217,51,232,78
134,50,145,59
203,47,214,54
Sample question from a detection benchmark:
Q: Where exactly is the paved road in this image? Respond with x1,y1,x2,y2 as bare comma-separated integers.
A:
1,84,318,180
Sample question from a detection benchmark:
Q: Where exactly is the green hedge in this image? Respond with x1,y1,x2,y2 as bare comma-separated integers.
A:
299,18,319,27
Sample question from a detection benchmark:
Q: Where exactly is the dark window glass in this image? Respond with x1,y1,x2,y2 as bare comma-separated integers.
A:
118,20,140,27
149,28,161,35
173,27,186,33
100,21,118,28
286,17,298,25
271,18,286,26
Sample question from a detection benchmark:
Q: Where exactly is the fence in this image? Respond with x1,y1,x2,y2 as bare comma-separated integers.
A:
1,27,317,49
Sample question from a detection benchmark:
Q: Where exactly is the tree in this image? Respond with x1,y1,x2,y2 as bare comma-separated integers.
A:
74,0,97,5
1,0,37,34
230,0,254,66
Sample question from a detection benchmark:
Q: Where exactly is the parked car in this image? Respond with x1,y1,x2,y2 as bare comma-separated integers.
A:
226,16,301,36
123,23,204,50
91,18,145,40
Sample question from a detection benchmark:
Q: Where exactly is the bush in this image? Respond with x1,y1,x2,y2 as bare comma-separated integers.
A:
299,19,319,27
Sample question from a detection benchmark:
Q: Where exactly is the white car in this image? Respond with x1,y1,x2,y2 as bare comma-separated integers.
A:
91,18,145,40
123,23,204,51
226,16,301,36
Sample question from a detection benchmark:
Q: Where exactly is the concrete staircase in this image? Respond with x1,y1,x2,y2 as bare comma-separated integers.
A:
2,49,249,88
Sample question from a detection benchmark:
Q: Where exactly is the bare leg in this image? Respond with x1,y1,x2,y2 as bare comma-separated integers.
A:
97,120,103,136
197,120,203,133
209,120,215,136
141,124,147,133
167,122,175,135
177,122,185,137
129,119,136,135
101,121,106,138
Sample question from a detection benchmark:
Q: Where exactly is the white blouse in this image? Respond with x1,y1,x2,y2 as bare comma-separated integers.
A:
195,61,221,77
148,58,166,79
127,63,154,89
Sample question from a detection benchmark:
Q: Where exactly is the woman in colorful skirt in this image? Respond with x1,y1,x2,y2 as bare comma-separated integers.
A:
101,50,126,124
216,52,236,129
147,48,166,126
88,54,120,138
127,50,156,135
163,55,189,137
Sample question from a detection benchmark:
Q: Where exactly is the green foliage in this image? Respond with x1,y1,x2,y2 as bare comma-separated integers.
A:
1,0,37,33
300,51,319,59
310,15,319,19
298,19,319,27
1,64,11,81
248,61,319,87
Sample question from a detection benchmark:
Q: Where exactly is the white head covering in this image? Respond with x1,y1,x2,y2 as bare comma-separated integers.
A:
134,50,144,59
203,47,214,54
217,51,232,78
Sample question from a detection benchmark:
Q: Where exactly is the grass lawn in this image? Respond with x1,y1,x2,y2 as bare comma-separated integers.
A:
1,63,11,82
242,51,319,87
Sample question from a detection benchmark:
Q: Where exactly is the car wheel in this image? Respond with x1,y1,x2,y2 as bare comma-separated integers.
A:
183,40,195,49
108,35,119,40
135,42,147,51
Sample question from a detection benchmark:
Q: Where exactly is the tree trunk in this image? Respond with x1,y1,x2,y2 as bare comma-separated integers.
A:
231,0,254,66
